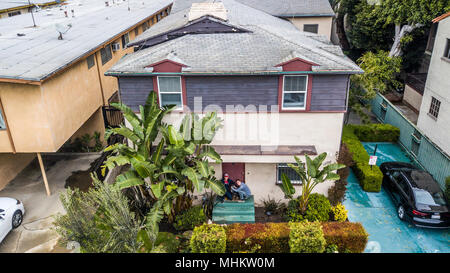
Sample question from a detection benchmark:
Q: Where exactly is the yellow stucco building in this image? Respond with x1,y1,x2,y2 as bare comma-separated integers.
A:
0,0,173,191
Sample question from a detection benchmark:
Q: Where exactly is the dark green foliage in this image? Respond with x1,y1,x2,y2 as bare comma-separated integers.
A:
226,223,290,253
53,176,144,253
173,205,206,231
289,221,326,253
284,198,303,222
202,191,217,220
152,232,180,253
190,224,226,253
262,195,283,214
342,125,384,192
303,194,331,222
350,124,400,142
445,177,450,202
59,132,104,153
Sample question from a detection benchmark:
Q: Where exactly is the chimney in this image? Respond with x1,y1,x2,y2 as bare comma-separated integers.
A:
105,1,109,7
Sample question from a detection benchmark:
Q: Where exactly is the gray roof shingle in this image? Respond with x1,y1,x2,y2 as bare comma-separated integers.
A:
0,0,172,82
172,0,335,17
108,0,361,75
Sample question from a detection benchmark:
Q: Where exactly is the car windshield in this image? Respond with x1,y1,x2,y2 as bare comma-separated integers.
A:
413,188,447,206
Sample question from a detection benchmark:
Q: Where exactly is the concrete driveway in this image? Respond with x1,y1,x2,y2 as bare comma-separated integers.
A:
0,153,100,253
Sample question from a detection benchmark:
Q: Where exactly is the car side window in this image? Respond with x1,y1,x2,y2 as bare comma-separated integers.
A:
396,176,411,197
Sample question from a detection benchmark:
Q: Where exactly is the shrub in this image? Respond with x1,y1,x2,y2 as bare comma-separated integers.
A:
262,195,283,214
226,223,290,253
342,126,383,192
351,124,400,142
321,222,368,253
190,224,226,253
329,144,352,206
354,163,383,192
153,232,180,253
304,193,331,222
284,199,303,222
289,221,326,253
445,176,450,202
173,205,206,231
331,203,348,222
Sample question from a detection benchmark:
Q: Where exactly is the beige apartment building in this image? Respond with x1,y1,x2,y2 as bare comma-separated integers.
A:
0,0,173,192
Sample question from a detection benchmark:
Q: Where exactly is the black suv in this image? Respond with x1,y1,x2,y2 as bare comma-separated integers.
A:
380,162,449,228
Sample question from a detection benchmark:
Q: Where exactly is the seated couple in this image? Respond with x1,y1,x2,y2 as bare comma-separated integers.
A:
219,173,252,202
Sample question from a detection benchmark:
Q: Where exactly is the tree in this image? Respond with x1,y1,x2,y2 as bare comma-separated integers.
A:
54,175,146,253
280,153,345,215
372,0,449,57
102,91,226,230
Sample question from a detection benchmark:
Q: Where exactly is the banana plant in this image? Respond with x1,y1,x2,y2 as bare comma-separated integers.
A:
280,152,346,215
101,91,225,230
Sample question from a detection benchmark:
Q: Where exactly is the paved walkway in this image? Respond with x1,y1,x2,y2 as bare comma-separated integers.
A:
344,142,450,253
0,154,100,253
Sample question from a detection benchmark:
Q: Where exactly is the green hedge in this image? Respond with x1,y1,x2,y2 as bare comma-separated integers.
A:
221,222,368,253
348,124,400,142
289,221,326,253
321,222,368,253
342,125,384,192
190,224,226,253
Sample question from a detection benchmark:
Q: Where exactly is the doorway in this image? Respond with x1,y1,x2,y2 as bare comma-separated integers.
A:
222,163,245,182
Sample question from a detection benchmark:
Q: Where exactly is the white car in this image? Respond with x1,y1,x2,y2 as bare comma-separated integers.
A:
0,197,25,243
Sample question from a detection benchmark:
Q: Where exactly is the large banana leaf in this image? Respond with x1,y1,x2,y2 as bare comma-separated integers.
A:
102,155,131,176
305,155,317,178
280,173,295,199
151,139,165,165
110,126,142,145
111,102,143,140
182,167,204,192
130,157,157,178
205,179,226,196
196,160,210,177
115,170,144,190
180,114,192,141
150,182,165,199
199,146,222,163
167,125,184,147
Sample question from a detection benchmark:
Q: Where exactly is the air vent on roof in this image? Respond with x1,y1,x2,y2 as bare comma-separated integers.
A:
188,2,227,22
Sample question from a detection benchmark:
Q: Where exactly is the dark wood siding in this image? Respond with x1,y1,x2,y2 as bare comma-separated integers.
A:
310,75,349,111
118,77,154,111
185,76,278,111
117,74,350,112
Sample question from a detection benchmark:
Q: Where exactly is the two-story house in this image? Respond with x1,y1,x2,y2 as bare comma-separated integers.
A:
0,0,172,193
0,0,67,19
416,12,450,155
170,0,335,39
106,0,362,203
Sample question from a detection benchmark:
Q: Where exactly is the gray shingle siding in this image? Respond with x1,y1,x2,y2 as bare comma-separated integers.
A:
185,76,278,110
118,77,154,111
118,75,349,112
310,75,349,111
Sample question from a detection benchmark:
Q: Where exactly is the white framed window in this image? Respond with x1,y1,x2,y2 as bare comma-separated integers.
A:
157,76,183,109
282,75,308,110
428,96,441,119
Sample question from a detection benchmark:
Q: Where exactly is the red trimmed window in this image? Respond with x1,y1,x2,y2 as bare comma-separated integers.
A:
157,76,184,109
281,75,308,110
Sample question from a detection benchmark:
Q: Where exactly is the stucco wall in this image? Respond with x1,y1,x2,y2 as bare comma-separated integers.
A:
245,163,333,205
403,85,423,112
417,18,450,154
288,17,333,40
0,153,35,190
69,107,106,146
164,112,344,159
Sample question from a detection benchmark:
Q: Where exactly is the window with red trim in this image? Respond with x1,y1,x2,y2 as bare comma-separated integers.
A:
157,76,183,109
282,75,308,110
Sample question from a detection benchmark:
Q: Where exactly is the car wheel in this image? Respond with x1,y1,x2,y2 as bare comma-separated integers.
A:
12,210,23,229
397,205,405,221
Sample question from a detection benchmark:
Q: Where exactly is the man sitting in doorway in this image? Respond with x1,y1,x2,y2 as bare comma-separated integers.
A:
231,179,251,200
219,173,234,201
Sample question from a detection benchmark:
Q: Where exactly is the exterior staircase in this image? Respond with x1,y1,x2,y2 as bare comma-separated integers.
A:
212,195,255,224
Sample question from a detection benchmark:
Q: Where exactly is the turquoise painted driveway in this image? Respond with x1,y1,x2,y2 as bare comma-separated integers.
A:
343,142,450,253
